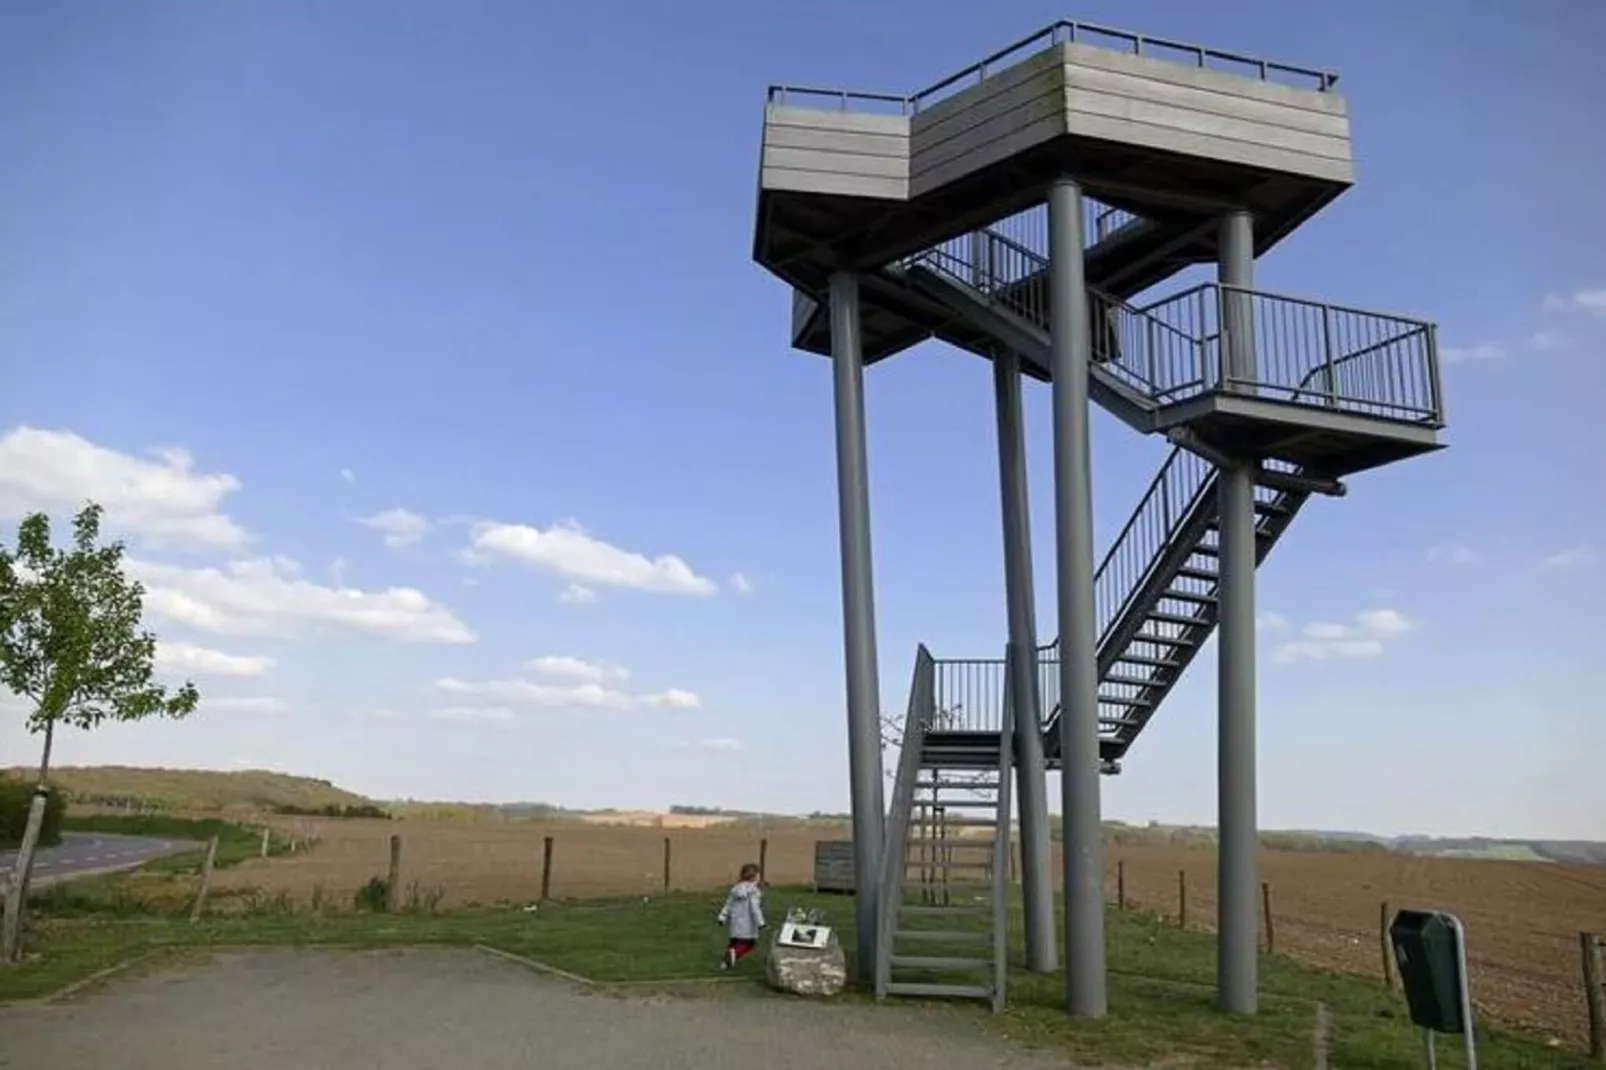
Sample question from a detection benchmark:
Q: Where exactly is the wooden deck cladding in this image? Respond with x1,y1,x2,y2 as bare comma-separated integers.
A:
759,41,1353,205
760,106,909,200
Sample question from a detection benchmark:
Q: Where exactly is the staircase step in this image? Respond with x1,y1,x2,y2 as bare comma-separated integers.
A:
921,816,998,828
905,837,995,849
884,981,993,1000
1162,589,1217,605
1146,610,1207,628
1204,520,1275,536
1099,693,1156,708
913,797,998,808
890,955,991,971
1134,631,1196,649
894,929,991,945
1176,566,1219,582
1116,653,1181,669
1103,671,1159,686
899,905,989,917
914,882,994,894
914,858,994,871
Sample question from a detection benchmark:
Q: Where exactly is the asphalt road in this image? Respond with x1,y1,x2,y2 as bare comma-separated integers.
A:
0,831,195,885
0,949,1085,1069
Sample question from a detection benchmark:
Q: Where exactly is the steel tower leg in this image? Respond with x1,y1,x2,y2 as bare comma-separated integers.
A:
992,348,1057,975
1047,176,1108,1017
827,270,887,983
1216,210,1259,1014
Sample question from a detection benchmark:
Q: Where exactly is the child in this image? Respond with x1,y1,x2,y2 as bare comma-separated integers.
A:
716,862,765,969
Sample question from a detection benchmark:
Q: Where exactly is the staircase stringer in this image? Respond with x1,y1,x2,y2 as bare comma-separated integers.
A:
875,645,935,1001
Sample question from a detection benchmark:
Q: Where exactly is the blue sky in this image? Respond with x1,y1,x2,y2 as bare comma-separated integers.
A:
1,0,1602,839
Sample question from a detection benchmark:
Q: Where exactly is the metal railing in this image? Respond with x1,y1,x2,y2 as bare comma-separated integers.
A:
1134,284,1444,424
876,645,935,999
1036,445,1213,718
931,658,1006,734
906,230,1181,401
908,229,1445,427
984,201,1141,259
769,19,1338,118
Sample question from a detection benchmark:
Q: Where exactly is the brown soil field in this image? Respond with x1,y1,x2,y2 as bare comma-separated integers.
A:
218,820,1606,1046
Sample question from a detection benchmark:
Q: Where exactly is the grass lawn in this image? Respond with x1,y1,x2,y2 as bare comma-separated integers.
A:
1,887,1592,1069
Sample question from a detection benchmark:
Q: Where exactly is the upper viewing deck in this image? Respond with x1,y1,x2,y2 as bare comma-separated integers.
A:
754,20,1354,296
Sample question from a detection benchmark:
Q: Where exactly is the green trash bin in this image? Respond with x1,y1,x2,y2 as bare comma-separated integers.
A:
1389,909,1470,1035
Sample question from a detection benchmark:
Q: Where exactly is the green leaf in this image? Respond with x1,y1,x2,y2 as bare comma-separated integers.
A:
0,503,202,783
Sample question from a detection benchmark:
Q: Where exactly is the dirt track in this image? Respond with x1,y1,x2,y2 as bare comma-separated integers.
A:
0,948,1077,1070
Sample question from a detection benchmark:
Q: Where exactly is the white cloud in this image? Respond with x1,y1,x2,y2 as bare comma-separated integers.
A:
339,468,357,485
360,508,430,549
688,737,743,751
1439,343,1503,365
465,518,716,596
524,656,628,683
348,708,399,720
155,640,274,677
730,572,754,595
429,706,516,723
1529,330,1568,352
129,556,477,644
1273,608,1415,664
641,688,702,710
1256,612,1289,631
0,426,248,549
1427,543,1480,567
1538,545,1597,572
434,676,701,712
1544,289,1606,316
558,583,596,605
201,696,286,716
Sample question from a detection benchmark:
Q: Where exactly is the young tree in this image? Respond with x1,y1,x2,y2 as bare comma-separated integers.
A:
0,502,199,786
1,502,199,960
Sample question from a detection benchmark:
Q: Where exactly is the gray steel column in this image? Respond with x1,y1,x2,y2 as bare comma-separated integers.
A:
1219,211,1256,388
992,348,1057,975
1047,176,1107,1017
1216,210,1259,1014
828,270,887,981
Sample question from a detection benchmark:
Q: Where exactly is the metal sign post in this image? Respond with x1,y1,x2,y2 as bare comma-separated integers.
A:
1388,909,1476,1070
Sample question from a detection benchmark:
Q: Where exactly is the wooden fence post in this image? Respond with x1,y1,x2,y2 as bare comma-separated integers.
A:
1582,931,1605,1061
758,838,769,883
662,836,672,892
1117,859,1126,910
386,834,402,912
1262,881,1276,954
1381,901,1396,989
540,836,554,901
189,835,220,924
260,827,271,858
1178,869,1188,929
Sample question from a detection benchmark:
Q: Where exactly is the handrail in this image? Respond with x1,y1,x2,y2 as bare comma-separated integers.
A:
875,645,935,999
767,19,1337,119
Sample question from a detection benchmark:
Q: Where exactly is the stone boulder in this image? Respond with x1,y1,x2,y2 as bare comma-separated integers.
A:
766,932,847,997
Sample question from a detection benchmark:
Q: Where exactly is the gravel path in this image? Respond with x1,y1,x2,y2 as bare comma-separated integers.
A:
0,948,1078,1069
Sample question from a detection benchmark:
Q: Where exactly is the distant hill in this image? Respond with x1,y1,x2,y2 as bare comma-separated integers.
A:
14,765,373,814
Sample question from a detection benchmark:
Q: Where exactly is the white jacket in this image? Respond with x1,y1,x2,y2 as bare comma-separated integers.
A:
717,880,765,939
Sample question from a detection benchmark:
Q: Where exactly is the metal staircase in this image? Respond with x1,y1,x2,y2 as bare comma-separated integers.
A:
871,206,1443,1007
875,647,1011,1011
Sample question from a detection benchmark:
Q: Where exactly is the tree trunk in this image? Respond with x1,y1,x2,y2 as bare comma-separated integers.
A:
35,719,54,789
4,724,56,962
2,790,48,962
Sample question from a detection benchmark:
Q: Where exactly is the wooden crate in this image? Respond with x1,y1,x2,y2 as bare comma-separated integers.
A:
812,840,856,893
